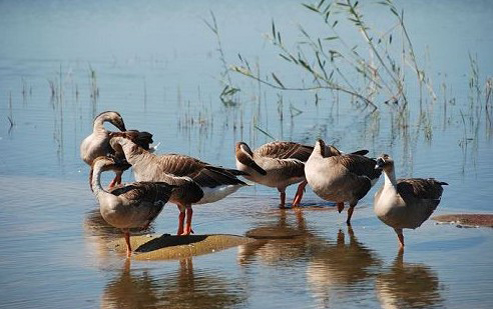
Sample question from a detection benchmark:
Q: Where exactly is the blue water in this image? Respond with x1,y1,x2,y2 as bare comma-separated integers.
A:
0,0,492,308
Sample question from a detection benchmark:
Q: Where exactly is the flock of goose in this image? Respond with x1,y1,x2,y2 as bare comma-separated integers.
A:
81,111,448,257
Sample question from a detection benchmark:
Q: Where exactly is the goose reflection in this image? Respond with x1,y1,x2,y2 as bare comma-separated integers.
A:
238,209,315,266
306,227,382,308
83,209,155,263
101,257,247,309
376,251,443,309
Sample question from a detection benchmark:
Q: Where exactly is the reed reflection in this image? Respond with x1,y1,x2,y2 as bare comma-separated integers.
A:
101,257,247,309
306,227,382,308
375,251,444,309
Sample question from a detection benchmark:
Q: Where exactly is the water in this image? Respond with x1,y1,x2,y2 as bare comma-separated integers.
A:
1,0,492,308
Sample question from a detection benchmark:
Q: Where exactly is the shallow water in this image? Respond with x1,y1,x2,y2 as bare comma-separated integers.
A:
1,0,493,308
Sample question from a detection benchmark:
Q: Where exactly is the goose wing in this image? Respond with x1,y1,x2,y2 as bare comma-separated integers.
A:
153,154,247,189
333,154,382,200
397,178,447,224
397,178,447,203
111,182,175,222
256,141,314,162
192,165,248,188
336,154,381,180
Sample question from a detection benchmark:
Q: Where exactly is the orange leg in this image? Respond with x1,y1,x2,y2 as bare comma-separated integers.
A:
395,228,405,249
177,207,185,235
108,171,123,188
292,180,307,207
124,230,132,258
182,207,194,235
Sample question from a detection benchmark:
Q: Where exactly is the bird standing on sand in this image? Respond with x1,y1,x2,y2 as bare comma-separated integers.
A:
110,131,248,236
90,156,175,257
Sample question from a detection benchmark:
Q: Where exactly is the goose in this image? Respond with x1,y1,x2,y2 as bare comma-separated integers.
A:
80,111,153,188
235,141,314,208
109,131,248,235
373,154,448,249
235,141,369,208
305,139,381,224
90,156,175,257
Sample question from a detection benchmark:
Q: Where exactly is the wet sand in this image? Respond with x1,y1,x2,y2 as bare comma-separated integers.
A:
432,214,493,228
110,234,255,260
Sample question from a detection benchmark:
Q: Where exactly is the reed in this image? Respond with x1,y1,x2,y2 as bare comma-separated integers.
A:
8,91,14,132
232,0,435,112
204,11,241,107
89,65,99,99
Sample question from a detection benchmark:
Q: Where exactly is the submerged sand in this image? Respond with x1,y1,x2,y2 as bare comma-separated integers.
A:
110,234,255,260
432,214,493,228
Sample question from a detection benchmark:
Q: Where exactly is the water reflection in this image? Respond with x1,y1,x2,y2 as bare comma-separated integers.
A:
375,251,444,309
101,258,247,309
306,227,382,308
238,209,315,266
83,209,155,263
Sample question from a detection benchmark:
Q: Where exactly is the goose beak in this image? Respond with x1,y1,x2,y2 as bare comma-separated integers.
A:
375,158,385,170
250,162,267,176
116,120,126,132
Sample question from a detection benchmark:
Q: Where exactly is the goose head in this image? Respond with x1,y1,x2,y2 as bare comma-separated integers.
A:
89,156,130,191
315,139,341,158
96,111,126,131
236,142,253,156
92,155,129,172
375,154,394,171
235,142,267,175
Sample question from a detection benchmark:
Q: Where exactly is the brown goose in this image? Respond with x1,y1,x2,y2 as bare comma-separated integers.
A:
235,141,313,208
305,139,381,224
80,111,153,187
90,156,175,257
374,154,448,249
235,141,369,208
110,131,247,235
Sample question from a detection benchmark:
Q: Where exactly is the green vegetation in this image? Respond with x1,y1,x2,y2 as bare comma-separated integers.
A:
232,0,436,112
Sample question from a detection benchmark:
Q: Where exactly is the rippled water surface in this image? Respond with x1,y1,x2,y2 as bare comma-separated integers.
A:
1,0,492,308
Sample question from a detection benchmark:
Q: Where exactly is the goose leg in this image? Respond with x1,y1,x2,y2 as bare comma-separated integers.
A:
182,206,194,236
177,204,186,235
292,180,307,207
123,230,132,258
337,202,345,213
395,228,405,249
278,188,286,209
108,170,123,188
346,204,356,225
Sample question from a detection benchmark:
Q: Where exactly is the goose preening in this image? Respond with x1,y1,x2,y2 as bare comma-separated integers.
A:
373,154,448,249
305,139,381,224
235,141,369,209
80,111,153,188
90,156,175,257
235,141,314,208
109,131,248,235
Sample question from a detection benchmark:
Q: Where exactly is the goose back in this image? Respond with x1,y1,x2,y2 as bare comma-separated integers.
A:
235,141,311,189
110,133,245,205
306,149,381,204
